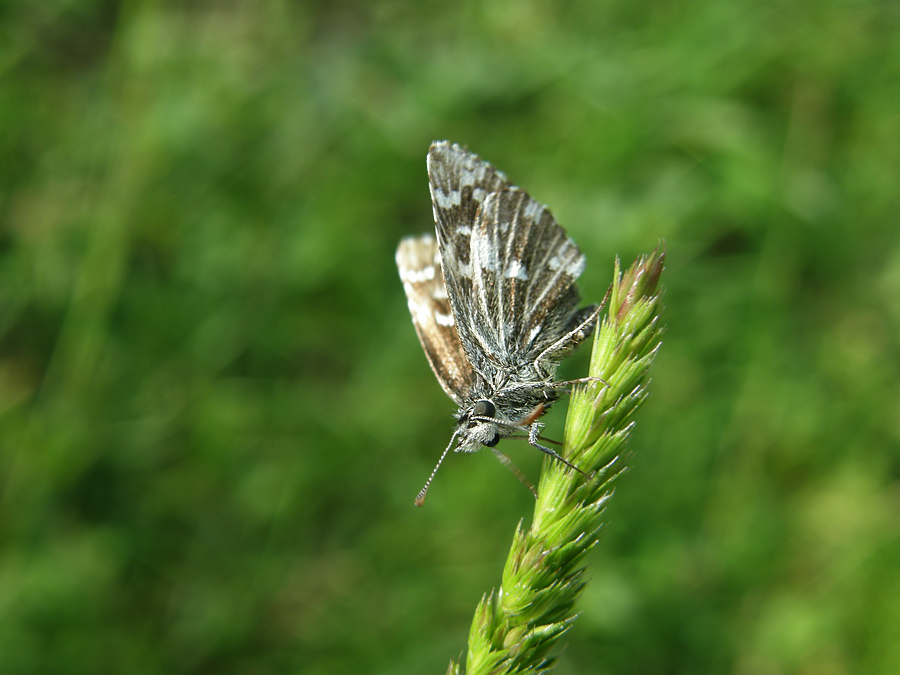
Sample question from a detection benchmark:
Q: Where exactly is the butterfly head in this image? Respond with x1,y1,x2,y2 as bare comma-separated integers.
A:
455,398,502,452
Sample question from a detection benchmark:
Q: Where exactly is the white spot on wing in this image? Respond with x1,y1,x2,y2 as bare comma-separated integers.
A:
475,235,499,271
435,312,455,327
401,265,435,283
566,255,585,277
506,260,528,280
434,189,461,208
408,299,432,325
524,199,544,221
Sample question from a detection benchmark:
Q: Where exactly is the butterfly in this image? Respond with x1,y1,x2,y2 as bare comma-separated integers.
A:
397,141,601,505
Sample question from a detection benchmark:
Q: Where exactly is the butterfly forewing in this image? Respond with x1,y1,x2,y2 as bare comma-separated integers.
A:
427,141,512,234
396,235,474,404
427,142,590,370
426,143,513,372
467,189,588,361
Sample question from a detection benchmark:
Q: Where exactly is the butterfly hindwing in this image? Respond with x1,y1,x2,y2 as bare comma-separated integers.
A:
396,234,474,404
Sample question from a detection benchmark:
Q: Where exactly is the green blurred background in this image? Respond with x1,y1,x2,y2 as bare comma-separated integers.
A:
2,1,899,673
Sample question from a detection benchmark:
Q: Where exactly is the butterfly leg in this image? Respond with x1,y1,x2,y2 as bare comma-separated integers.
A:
528,422,587,476
533,302,605,378
490,447,537,498
543,375,608,392
502,374,607,399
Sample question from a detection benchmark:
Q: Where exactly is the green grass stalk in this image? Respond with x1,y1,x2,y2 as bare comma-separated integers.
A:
448,247,666,674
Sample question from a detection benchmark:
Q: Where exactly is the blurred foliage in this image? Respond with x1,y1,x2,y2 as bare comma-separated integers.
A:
1,1,898,674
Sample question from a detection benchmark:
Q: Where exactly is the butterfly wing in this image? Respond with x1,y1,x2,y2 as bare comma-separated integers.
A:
469,188,589,360
426,141,510,372
427,142,590,369
396,234,474,404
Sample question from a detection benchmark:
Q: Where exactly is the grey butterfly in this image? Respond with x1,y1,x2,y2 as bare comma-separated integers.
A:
397,141,601,505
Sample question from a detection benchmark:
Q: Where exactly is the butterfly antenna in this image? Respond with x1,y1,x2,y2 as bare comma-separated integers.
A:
415,431,459,507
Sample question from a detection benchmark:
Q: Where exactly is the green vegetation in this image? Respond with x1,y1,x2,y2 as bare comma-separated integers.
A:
1,2,898,674
454,250,665,675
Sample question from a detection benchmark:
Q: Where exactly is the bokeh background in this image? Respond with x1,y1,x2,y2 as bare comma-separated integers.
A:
2,2,899,673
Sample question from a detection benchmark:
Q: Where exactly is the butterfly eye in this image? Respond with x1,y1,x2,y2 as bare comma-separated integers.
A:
472,400,496,419
484,432,500,447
